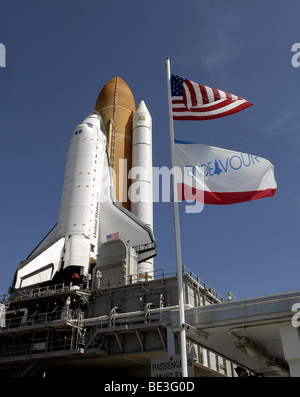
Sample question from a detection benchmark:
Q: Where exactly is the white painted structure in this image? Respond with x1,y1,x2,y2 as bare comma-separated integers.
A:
170,290,300,377
131,100,154,278
280,324,300,377
57,112,106,274
12,112,156,290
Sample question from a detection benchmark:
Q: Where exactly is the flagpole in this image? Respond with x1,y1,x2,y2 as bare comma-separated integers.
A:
165,57,188,378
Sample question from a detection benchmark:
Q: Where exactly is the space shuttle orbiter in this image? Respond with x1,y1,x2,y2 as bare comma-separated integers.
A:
11,78,155,293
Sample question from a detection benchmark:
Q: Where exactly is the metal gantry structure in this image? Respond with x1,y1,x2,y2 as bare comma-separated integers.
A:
0,266,245,377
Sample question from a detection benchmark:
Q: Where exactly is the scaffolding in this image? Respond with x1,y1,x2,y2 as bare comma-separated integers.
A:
0,266,241,377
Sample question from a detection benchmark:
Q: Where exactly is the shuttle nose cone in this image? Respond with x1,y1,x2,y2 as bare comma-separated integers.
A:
134,100,152,129
136,100,148,113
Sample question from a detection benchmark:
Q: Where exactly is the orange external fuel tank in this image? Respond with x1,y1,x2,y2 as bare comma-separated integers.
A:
95,77,135,210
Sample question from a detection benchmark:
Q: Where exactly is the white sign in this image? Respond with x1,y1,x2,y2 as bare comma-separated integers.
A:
33,342,46,351
0,43,5,67
0,304,6,328
151,354,194,377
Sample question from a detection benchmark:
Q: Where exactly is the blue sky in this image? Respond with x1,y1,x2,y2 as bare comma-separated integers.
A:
1,0,300,300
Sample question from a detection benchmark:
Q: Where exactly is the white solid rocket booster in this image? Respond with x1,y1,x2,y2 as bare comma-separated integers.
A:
131,100,154,277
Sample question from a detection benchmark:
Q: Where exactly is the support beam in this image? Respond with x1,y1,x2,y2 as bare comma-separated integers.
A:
167,326,175,355
156,327,166,350
113,332,123,352
280,324,300,377
135,330,144,352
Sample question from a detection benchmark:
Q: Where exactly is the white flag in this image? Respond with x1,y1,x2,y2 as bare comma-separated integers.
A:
174,141,277,205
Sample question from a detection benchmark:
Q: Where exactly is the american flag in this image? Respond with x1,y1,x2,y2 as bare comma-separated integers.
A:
106,232,119,241
171,74,252,120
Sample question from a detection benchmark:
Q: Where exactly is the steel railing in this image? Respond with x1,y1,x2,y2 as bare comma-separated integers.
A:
0,266,223,304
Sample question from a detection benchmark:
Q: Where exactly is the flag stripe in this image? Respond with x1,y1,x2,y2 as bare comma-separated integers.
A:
172,97,248,111
184,80,198,107
172,98,252,120
170,74,252,120
178,183,276,205
199,84,209,104
212,87,221,101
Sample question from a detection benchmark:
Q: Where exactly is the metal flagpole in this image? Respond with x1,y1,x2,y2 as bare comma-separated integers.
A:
165,57,188,377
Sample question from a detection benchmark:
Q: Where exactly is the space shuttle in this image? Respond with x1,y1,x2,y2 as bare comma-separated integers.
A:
11,77,155,293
